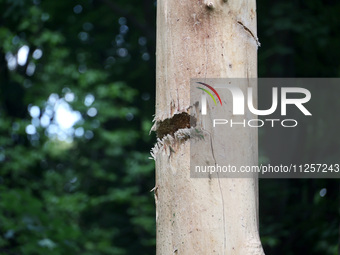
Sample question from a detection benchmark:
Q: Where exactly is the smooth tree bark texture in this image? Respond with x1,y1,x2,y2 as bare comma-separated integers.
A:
151,0,264,254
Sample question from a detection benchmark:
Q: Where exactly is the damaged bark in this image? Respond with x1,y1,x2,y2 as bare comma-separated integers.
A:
155,113,193,139
237,21,261,47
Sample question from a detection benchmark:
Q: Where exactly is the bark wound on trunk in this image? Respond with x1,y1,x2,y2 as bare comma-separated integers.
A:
152,0,264,254
155,113,192,139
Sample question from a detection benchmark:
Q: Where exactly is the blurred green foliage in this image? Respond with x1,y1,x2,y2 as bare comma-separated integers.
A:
258,1,340,254
0,0,338,254
0,0,156,254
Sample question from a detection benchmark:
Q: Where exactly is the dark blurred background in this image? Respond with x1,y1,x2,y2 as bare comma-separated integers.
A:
0,0,338,254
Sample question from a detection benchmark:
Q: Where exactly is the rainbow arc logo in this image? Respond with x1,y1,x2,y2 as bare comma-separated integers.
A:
196,82,222,115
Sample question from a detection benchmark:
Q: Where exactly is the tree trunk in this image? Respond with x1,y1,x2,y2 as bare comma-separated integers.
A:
152,0,264,254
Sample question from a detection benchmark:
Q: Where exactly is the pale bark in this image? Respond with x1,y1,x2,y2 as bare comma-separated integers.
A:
152,0,264,254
